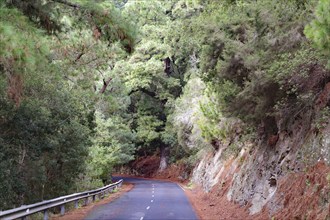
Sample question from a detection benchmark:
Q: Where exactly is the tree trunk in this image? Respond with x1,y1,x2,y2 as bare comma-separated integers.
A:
159,145,169,172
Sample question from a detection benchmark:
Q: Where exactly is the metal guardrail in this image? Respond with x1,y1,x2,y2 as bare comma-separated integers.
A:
0,179,123,220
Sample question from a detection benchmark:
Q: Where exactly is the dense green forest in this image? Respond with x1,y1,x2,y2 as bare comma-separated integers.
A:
0,0,329,210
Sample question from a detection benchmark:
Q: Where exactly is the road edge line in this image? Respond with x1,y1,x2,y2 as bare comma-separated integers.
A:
177,183,186,191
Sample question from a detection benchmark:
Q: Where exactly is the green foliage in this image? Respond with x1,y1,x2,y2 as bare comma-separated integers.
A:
313,107,330,130
136,115,163,143
113,0,187,160
169,75,211,163
0,1,136,210
82,1,136,52
0,81,91,208
184,0,329,136
0,7,48,74
160,0,329,162
304,0,330,67
87,111,135,184
6,0,136,52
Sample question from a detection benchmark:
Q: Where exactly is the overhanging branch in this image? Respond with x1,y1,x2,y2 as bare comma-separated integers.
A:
51,0,80,8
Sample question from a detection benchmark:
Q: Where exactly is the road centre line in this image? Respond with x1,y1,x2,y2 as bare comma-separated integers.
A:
140,217,144,220
146,206,150,210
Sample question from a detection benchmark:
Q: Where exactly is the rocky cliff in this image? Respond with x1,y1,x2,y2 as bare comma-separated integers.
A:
191,85,330,219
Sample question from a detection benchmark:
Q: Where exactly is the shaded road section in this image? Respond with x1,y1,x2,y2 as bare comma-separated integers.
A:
84,177,198,220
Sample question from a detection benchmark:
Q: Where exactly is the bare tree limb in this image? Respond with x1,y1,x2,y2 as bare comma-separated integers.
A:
64,75,75,83
74,52,85,62
99,78,112,94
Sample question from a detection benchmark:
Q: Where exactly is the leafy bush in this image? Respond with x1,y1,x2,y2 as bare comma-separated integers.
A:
304,0,330,67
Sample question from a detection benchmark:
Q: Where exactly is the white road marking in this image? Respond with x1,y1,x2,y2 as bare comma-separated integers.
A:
140,217,144,220
178,183,186,192
152,195,154,197
151,200,154,202
146,206,150,210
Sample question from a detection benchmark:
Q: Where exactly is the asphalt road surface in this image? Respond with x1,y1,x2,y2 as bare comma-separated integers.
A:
84,177,198,220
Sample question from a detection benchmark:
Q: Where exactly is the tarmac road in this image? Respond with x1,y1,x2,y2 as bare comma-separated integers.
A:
84,177,198,220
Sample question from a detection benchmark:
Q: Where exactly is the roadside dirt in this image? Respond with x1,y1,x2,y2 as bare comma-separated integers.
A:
122,156,251,219
116,156,330,219
51,183,134,220
113,172,252,220
130,156,330,220
184,184,251,220
182,161,330,220
123,155,192,183
130,155,160,177
258,162,330,220
133,156,251,220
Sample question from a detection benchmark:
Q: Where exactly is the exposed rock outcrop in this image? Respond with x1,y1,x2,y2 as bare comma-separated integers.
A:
191,109,330,218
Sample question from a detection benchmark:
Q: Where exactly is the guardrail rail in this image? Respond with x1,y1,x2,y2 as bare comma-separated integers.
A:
0,179,123,220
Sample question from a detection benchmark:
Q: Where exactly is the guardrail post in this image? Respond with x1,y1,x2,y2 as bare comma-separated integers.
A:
92,195,96,202
74,200,79,209
84,197,89,206
60,205,65,216
43,209,49,220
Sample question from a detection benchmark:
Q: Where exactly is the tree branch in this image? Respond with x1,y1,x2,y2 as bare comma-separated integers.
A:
129,88,157,97
51,0,80,8
99,78,112,94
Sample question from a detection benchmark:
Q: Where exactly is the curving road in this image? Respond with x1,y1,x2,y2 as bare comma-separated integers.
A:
84,177,198,220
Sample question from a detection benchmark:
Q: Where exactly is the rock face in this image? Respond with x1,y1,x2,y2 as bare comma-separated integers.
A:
188,53,330,219
192,148,225,192
191,117,330,218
